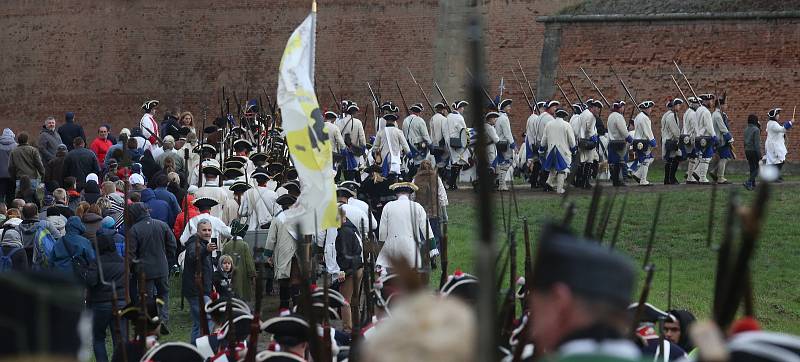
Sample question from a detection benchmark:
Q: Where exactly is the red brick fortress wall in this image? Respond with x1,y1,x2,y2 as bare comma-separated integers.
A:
542,16,800,160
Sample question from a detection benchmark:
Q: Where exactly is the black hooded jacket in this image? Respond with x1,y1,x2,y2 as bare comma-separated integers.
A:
127,202,176,279
667,309,696,352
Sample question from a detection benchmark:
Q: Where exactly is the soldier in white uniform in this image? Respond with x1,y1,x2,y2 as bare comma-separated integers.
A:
194,165,238,223
765,107,793,179
661,98,684,185
402,103,432,180
429,102,450,171
239,167,280,231
180,197,233,245
536,101,560,190
140,100,160,151
682,97,700,183
373,113,410,182
376,182,434,271
606,101,630,187
525,102,545,188
539,108,577,194
324,111,347,179
483,112,501,188
494,99,515,191
445,100,470,190
692,94,716,184
576,100,602,189
336,102,367,182
631,101,657,186
709,97,734,184
265,194,302,309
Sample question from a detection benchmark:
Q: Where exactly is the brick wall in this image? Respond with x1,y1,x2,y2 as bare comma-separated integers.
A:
0,0,575,142
547,17,800,159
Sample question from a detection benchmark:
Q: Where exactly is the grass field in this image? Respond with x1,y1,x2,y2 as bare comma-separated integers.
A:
144,168,800,350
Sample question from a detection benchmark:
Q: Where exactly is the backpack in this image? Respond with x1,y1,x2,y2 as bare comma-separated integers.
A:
52,237,89,282
31,222,58,270
0,247,23,272
335,220,363,274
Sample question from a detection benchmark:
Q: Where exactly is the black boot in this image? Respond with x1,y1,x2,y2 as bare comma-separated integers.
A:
664,160,672,185
670,158,680,184
582,163,593,189
530,161,541,188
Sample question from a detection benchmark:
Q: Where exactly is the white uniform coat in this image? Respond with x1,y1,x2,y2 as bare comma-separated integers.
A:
541,117,577,168
373,126,410,174
661,110,681,158
240,186,280,231
494,112,515,160
695,106,715,137
607,112,628,141
578,110,599,162
484,123,500,165
765,120,788,164
325,121,346,153
265,213,299,279
525,113,540,149
180,212,232,245
430,113,448,148
446,112,469,165
537,113,555,144
683,108,698,137
336,115,367,148
402,114,431,147
634,112,655,142
376,195,433,269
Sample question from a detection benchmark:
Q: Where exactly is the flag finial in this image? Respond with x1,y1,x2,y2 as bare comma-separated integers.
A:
312,0,317,13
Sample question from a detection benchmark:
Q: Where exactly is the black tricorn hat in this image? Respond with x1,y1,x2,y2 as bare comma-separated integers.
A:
284,167,298,180
233,139,253,151
554,108,569,118
267,163,286,176
410,103,424,113
217,313,255,342
627,302,669,323
224,159,246,169
193,197,219,210
440,270,479,303
229,181,252,194
118,298,169,335
384,113,399,122
202,165,223,176
276,194,297,206
256,351,307,362
140,342,205,362
204,125,220,135
251,166,269,179
249,152,269,164
205,297,251,316
178,126,193,136
281,180,301,194
223,168,244,180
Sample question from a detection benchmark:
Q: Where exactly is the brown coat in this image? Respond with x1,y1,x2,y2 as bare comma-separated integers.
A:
9,144,45,180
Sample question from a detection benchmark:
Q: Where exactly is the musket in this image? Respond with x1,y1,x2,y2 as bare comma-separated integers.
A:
630,264,655,338
439,207,450,289
673,60,699,99
712,192,737,322
642,194,663,269
511,69,534,112
297,232,322,362
395,81,411,117
322,246,332,362
583,183,602,239
706,183,718,248
522,217,532,282
367,82,381,111
555,82,573,108
198,107,206,188
579,67,611,107
609,192,629,250
406,67,435,115
328,85,343,115
499,77,506,99
561,66,584,105
667,256,673,311
466,68,497,108
670,75,689,103
135,263,147,343
596,191,617,242
244,263,264,362
561,201,576,227
516,59,539,113
719,185,769,329
433,82,453,113
610,67,641,113
225,288,236,359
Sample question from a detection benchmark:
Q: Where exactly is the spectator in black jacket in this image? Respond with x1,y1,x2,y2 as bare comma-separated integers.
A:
63,137,100,191
182,219,215,344
0,226,29,272
127,202,176,326
57,112,86,151
86,227,127,362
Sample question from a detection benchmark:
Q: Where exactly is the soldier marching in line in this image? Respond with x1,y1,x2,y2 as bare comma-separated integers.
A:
539,107,577,194
661,98,684,185
692,94,717,185
429,102,451,177
445,100,470,190
710,96,735,184
630,101,657,186
607,100,631,187
537,101,559,191
335,101,367,182
576,99,602,189
402,103,432,181
682,97,700,184
494,99,516,191
525,101,546,188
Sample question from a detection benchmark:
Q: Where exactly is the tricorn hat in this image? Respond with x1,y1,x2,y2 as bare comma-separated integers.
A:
229,181,252,194
193,197,219,210
410,103,424,113
554,108,569,118
142,100,160,111
389,181,418,193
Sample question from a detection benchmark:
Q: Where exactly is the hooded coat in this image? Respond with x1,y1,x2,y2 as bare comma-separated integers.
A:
86,229,125,303
1,227,29,271
81,180,102,204
127,202,176,279
44,152,67,188
182,234,213,298
81,211,104,245
63,147,100,190
667,309,696,353
52,216,96,275
0,128,17,179
140,188,171,226
57,118,86,151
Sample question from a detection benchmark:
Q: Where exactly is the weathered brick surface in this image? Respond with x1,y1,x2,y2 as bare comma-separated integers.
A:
2,1,796,160
550,18,800,159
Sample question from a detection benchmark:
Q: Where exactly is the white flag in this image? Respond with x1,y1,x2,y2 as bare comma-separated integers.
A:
277,8,338,234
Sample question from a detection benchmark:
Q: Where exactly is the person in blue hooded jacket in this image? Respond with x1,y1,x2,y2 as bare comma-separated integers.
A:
139,188,171,226
52,215,96,277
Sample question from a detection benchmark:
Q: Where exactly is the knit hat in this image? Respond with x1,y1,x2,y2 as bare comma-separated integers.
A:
101,216,116,229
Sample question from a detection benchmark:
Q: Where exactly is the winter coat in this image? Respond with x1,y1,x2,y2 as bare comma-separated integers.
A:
173,195,200,240
744,123,761,156
44,154,66,188
63,147,100,190
57,120,86,151
182,234,213,298
81,180,101,204
140,188,171,226
127,202,176,280
9,144,45,180
52,216,96,275
335,220,363,276
47,203,74,219
1,228,29,272
38,127,63,164
16,218,61,251
153,187,181,227
86,229,125,303
0,128,17,179
221,237,256,301
81,212,103,245
212,269,235,300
